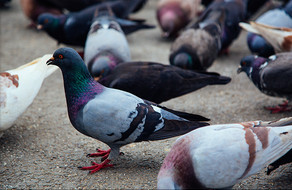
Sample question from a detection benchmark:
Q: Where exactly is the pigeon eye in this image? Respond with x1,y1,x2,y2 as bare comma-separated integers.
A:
242,62,246,66
44,19,49,24
58,54,64,59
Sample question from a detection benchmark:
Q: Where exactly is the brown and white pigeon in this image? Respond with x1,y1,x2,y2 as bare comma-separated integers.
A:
157,117,292,189
0,54,58,137
240,21,292,53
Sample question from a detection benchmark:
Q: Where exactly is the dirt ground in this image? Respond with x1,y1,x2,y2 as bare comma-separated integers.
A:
0,1,291,189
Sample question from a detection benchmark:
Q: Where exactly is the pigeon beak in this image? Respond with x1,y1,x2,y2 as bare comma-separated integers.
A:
46,57,55,65
237,66,243,74
37,24,43,30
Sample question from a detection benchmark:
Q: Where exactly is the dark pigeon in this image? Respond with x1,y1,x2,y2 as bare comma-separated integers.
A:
169,7,225,71
203,0,246,54
37,0,153,46
99,61,231,104
47,47,210,173
40,0,147,12
238,52,292,113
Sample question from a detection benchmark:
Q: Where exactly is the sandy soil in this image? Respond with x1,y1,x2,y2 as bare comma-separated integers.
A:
0,1,291,189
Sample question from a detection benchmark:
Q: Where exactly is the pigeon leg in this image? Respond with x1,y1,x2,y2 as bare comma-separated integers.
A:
79,159,114,174
87,148,111,161
264,100,292,114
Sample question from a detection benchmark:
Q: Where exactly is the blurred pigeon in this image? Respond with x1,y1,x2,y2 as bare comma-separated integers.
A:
47,47,210,173
169,7,225,71
37,0,152,46
156,0,203,38
20,0,62,27
157,117,292,189
41,0,148,12
242,1,292,57
98,61,231,103
204,0,246,54
0,0,11,7
0,55,58,138
84,9,131,78
238,52,292,113
240,22,292,54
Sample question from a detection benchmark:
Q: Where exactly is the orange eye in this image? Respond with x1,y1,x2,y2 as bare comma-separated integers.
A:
44,19,49,24
242,62,246,66
58,54,64,59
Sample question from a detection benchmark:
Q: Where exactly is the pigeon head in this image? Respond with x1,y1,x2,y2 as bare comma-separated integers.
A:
237,55,267,75
88,56,116,79
47,47,90,76
170,45,202,70
37,13,61,31
172,52,192,69
157,3,188,38
247,33,275,58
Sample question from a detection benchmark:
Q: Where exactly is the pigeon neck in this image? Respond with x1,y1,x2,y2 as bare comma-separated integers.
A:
158,137,204,189
61,67,104,123
250,57,267,89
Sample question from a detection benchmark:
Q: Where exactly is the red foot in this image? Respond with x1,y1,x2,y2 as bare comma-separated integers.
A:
264,100,292,114
79,159,114,174
87,148,111,161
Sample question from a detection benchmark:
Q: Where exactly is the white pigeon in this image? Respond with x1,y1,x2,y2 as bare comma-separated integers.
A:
157,117,292,189
84,10,131,79
240,21,292,53
0,54,58,137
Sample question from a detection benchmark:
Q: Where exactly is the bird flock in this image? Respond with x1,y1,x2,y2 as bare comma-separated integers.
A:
1,0,292,189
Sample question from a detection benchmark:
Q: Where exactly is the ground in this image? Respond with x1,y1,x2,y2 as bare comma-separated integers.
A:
0,1,291,189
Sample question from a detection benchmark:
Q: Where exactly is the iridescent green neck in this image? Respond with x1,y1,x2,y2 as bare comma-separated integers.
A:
60,65,104,123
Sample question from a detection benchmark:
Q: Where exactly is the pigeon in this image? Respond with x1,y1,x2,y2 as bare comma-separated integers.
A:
37,0,152,46
84,9,131,77
203,0,246,54
46,47,210,173
156,0,203,38
0,54,58,138
0,0,11,7
240,22,292,54
169,7,225,71
20,0,63,27
237,52,292,113
98,61,231,103
41,0,148,12
241,1,292,57
157,117,292,189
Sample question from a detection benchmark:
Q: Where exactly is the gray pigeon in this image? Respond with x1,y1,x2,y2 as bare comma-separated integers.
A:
84,9,131,78
238,52,292,113
47,47,210,174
